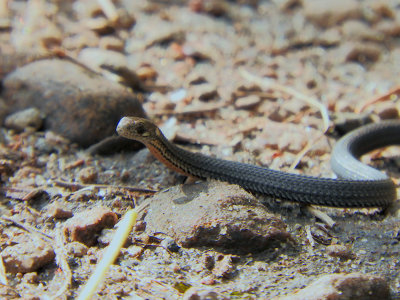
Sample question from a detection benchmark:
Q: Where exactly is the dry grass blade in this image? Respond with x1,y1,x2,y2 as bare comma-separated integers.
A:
77,209,138,300
0,256,7,285
50,227,73,300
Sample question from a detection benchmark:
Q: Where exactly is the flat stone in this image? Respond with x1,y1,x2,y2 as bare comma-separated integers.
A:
303,0,361,27
2,59,146,147
1,237,55,274
139,181,291,252
278,273,390,300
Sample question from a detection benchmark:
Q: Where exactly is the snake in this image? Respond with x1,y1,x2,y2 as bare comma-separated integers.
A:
116,117,400,208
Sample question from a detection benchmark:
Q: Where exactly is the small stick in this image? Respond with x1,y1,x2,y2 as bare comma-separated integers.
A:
306,206,335,228
357,85,400,113
52,180,157,194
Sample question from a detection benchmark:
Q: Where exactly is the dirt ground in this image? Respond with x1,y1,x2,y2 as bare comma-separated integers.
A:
1,0,400,299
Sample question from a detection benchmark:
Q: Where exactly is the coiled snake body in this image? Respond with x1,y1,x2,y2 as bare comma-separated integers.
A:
117,117,400,208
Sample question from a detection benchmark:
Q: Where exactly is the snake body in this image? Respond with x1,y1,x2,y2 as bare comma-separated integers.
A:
116,117,399,208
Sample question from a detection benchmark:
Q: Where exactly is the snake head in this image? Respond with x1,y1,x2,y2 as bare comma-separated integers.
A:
116,117,162,144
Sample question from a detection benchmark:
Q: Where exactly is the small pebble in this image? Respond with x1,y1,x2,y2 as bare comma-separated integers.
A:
160,237,180,253
67,242,88,258
47,203,73,219
234,95,261,109
326,244,355,260
4,107,42,132
22,272,38,284
78,166,98,184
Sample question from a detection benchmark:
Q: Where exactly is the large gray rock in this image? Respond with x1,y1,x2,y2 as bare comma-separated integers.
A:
139,181,292,252
2,59,146,147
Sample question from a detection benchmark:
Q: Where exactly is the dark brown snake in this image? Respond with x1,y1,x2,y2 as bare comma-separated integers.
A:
116,117,400,208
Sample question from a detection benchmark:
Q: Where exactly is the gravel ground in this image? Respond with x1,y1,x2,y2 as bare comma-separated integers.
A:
1,0,400,299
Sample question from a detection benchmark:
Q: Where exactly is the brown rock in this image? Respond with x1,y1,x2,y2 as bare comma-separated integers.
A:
303,0,361,27
326,244,355,260
46,203,73,219
183,286,229,300
78,166,98,184
140,181,291,252
67,242,89,258
1,238,55,274
234,95,261,109
190,83,219,101
375,102,399,120
2,59,146,147
343,42,382,64
63,206,118,246
277,273,390,300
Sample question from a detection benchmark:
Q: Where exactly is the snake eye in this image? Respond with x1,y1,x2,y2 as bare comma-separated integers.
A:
135,123,146,135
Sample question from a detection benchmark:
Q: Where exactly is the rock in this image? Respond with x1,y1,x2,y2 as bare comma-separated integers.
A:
212,254,238,278
99,36,125,52
63,206,118,246
4,107,42,132
234,95,261,109
2,59,146,147
303,0,361,27
67,242,89,258
22,272,39,284
1,237,55,274
326,244,355,260
343,42,382,64
190,83,219,101
183,286,229,300
77,47,127,72
341,20,380,41
202,253,215,270
139,181,291,252
376,20,400,37
46,203,73,219
375,102,399,120
277,273,390,300
160,237,180,253
78,166,98,184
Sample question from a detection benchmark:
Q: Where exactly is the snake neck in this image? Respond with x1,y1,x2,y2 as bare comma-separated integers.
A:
146,139,192,177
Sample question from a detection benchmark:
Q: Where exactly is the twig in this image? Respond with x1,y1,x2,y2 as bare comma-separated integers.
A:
50,226,73,300
0,216,53,241
289,133,325,171
306,206,335,228
305,225,315,248
53,180,157,194
77,209,138,300
357,85,400,113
